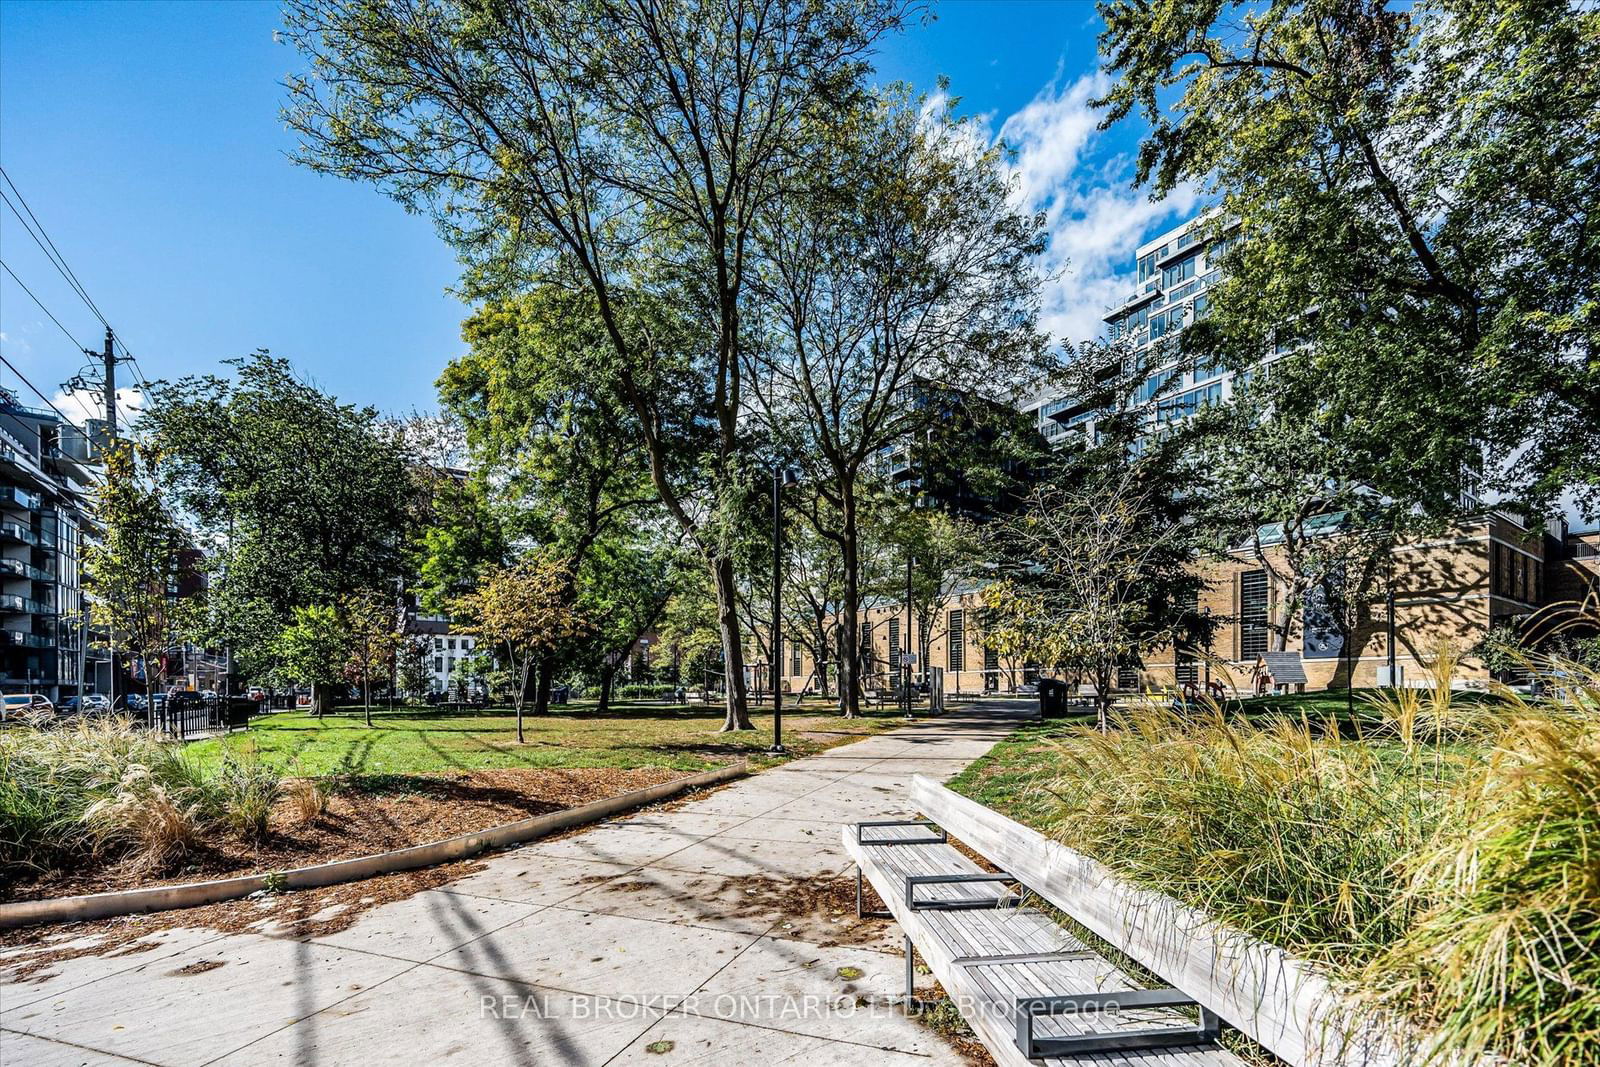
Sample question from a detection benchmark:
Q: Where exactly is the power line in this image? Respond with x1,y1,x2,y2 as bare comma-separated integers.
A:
0,166,109,326
0,350,90,427
0,258,89,352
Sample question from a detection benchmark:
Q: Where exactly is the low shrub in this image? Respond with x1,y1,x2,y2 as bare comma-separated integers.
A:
617,683,679,701
283,777,328,825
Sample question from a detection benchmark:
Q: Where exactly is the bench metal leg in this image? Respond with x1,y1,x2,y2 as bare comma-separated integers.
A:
905,934,916,1006
856,865,891,919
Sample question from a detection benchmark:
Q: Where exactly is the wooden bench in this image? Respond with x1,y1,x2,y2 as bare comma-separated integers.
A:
843,819,1238,1065
846,775,1463,1067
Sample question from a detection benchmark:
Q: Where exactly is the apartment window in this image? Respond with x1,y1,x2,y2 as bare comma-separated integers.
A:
791,639,802,676
947,610,965,671
1176,231,1196,250
859,621,873,667
984,646,999,672
888,618,900,670
1240,570,1270,657
434,657,443,672
447,638,456,651
1162,253,1197,288
434,638,444,650
1137,252,1156,282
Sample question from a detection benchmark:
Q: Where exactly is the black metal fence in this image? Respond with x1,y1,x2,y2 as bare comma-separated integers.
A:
140,696,260,740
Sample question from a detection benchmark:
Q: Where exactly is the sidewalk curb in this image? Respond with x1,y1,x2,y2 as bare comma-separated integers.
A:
0,761,748,930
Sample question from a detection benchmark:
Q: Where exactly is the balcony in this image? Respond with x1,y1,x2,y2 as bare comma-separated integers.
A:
0,523,55,550
0,629,54,649
0,557,55,582
0,485,42,510
0,593,54,615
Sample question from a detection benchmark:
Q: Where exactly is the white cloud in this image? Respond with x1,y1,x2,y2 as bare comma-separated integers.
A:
51,385,144,428
993,73,1200,347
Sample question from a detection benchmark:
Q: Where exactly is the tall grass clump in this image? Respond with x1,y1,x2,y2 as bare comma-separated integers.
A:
1014,651,1600,1064
0,717,285,882
1359,661,1600,1065
1031,704,1468,967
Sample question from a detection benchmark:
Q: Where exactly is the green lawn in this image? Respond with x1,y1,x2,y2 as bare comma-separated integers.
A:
187,700,914,778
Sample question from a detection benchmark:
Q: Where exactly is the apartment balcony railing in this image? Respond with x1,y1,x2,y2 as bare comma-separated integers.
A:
0,486,42,511
0,629,54,649
0,593,54,615
0,523,55,550
0,557,56,582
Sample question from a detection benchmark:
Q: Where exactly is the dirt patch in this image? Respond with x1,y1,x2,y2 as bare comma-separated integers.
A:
5,766,684,902
715,872,893,947
167,958,226,976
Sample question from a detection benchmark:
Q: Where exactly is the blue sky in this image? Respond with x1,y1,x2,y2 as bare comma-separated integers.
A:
0,0,1192,421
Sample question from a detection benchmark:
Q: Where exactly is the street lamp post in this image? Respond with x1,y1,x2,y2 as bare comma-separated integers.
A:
903,554,915,719
769,466,798,754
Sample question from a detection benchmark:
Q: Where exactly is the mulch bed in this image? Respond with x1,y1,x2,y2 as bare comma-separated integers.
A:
5,766,683,902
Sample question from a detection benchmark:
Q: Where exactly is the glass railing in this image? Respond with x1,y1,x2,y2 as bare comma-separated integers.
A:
0,593,53,614
0,629,53,648
0,523,55,549
0,557,55,582
0,486,42,510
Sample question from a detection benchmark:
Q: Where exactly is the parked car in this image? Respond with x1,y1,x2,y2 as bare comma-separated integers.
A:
1,692,54,723
59,694,112,716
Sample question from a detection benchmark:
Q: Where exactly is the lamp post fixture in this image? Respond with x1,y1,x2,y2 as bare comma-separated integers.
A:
903,554,915,719
769,465,799,754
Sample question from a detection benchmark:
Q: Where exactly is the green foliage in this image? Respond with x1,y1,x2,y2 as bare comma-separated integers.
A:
82,441,200,693
142,351,414,680
616,684,678,701
274,603,349,709
1097,0,1600,521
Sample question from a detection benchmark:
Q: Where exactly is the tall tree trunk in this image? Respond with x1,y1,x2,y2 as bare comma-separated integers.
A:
534,657,554,716
712,554,753,730
839,489,862,718
597,663,615,714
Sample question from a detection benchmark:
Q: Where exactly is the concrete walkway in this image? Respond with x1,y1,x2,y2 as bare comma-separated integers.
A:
1,702,1031,1066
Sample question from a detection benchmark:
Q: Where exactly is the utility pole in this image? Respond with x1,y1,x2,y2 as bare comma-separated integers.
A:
101,327,117,440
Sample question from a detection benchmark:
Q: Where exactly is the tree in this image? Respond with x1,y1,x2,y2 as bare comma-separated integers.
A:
341,589,400,726
452,556,592,743
1097,0,1600,522
284,0,910,731
396,633,433,699
275,604,348,718
142,352,414,681
983,467,1203,730
1187,365,1408,653
578,535,682,713
981,342,1210,727
82,441,198,703
894,510,981,688
438,290,660,714
746,86,1046,716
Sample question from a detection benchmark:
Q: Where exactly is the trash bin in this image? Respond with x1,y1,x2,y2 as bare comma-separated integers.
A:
1037,678,1069,718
